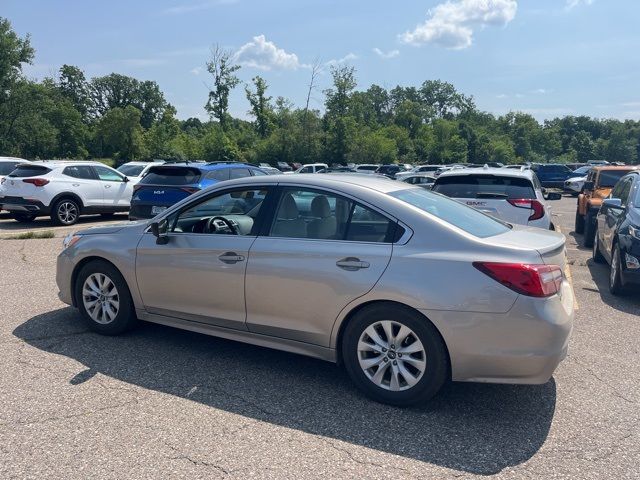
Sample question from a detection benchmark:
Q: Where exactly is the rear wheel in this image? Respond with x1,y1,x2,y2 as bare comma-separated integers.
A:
51,198,80,226
583,211,595,247
592,227,605,263
609,244,626,296
342,303,448,406
574,209,585,234
11,213,36,223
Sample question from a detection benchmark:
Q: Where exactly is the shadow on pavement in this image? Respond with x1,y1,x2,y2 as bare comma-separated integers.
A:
587,261,640,314
15,308,557,475
0,213,128,231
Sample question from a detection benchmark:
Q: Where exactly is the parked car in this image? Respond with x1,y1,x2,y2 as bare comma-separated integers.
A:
285,163,328,174
129,162,267,220
353,164,380,174
399,174,435,189
564,175,588,195
575,166,639,246
57,174,573,406
432,167,561,230
0,157,29,212
395,165,440,181
567,165,592,179
588,160,610,166
530,164,574,189
116,161,164,184
0,161,132,225
318,167,356,173
375,164,412,179
593,171,640,295
276,162,293,172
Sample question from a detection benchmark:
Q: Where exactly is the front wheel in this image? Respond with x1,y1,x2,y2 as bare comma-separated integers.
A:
583,211,595,247
74,260,138,335
342,303,448,406
575,210,585,234
592,227,605,263
609,244,626,296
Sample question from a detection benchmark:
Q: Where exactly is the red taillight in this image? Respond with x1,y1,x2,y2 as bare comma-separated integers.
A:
22,178,49,187
507,198,544,221
181,187,200,194
473,262,563,297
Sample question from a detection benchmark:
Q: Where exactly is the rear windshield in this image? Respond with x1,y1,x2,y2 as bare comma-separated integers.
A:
139,166,202,185
117,164,145,177
389,188,510,238
8,165,52,178
0,162,22,175
598,170,633,188
433,175,535,199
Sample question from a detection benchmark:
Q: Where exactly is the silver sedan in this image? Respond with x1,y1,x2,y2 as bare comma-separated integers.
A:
57,174,574,406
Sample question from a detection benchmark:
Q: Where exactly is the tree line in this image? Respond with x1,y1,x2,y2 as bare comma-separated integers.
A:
1,17,639,167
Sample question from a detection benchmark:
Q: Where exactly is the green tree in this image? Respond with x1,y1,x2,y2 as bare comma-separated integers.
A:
205,45,241,130
324,65,357,163
95,106,146,162
0,17,34,105
245,76,273,138
201,126,242,162
57,65,92,121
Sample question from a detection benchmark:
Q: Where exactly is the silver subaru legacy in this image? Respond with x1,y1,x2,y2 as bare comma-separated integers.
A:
57,174,574,406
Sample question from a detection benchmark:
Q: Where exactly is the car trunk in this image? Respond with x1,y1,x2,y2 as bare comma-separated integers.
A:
2,165,52,198
488,226,567,270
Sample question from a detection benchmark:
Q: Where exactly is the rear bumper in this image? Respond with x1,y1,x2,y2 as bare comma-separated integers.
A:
423,280,574,384
0,197,49,214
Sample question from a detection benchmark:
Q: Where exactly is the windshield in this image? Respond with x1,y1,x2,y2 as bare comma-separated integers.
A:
389,188,511,238
433,175,535,199
0,162,22,175
573,166,591,175
598,170,634,188
117,164,145,177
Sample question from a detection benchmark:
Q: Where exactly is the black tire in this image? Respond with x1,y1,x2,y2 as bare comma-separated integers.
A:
574,209,585,234
592,226,605,263
74,260,138,335
341,302,448,407
609,244,626,296
51,198,81,226
11,213,36,223
583,211,595,247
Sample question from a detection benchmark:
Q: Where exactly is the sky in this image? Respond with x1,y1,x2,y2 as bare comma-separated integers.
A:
3,0,640,123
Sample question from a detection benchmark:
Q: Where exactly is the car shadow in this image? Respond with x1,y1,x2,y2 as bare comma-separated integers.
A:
586,261,640,314
14,308,557,475
0,213,128,231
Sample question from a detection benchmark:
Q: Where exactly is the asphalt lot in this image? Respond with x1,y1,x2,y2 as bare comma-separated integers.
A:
0,196,638,479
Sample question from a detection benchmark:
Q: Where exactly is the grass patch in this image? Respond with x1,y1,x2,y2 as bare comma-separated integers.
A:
3,230,55,240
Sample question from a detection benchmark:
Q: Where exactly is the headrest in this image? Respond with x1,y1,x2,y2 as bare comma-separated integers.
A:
311,195,331,218
278,194,299,220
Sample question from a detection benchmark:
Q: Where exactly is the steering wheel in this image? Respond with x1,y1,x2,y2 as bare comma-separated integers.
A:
205,216,239,235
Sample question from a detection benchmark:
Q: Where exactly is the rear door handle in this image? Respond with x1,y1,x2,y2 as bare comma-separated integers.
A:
104,184,111,188
218,252,245,264
336,257,370,271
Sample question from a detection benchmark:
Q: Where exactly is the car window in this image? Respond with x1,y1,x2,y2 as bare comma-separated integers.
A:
230,168,251,179
389,188,510,238
251,169,268,176
598,170,633,188
269,188,396,242
141,166,202,185
8,165,52,178
63,165,97,180
617,178,632,204
433,175,535,199
171,188,268,236
117,164,145,177
0,162,21,175
205,169,230,181
94,165,125,182
532,174,543,191
300,166,313,173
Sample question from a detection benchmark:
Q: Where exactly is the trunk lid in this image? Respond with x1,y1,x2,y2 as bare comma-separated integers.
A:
489,225,567,269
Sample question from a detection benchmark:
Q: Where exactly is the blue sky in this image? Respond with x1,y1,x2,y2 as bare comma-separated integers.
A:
4,0,640,122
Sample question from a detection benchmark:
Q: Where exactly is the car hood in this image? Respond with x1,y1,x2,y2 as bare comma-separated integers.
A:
76,220,147,236
567,176,586,183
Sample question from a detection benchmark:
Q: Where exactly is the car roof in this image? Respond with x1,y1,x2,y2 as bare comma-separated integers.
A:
436,167,534,179
0,156,28,162
148,162,259,171
592,166,640,172
26,160,115,168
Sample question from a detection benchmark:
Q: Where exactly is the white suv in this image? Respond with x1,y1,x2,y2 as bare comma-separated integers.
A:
432,167,561,230
0,161,133,225
116,160,165,184
0,157,29,182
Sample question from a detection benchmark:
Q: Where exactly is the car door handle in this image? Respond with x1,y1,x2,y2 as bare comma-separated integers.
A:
72,183,80,187
218,252,245,264
104,184,111,188
336,257,370,271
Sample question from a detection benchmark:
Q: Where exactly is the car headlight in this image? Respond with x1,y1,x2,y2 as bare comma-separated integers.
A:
629,225,640,241
62,233,82,250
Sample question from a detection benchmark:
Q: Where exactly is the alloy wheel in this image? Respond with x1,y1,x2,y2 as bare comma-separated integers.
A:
58,201,78,224
82,273,120,324
357,320,426,391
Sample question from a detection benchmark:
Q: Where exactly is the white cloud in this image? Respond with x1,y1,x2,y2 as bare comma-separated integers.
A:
234,35,305,70
566,0,594,10
162,0,238,15
373,48,400,59
190,66,204,75
496,93,508,98
399,0,517,50
533,88,550,94
325,53,358,66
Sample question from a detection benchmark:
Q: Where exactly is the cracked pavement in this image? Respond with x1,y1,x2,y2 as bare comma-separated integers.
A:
0,197,639,479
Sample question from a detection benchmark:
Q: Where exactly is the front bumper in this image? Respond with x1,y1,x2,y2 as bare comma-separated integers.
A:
56,251,74,306
423,279,574,384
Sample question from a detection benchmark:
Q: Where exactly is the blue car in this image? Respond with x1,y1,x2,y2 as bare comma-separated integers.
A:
531,164,574,189
129,162,268,220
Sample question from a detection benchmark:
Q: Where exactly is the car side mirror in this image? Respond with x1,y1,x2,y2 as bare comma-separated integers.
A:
545,191,562,200
150,218,169,245
123,176,129,183
584,181,594,191
602,198,623,210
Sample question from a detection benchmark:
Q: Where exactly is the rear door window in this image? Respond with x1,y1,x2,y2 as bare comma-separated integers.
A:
433,175,535,199
63,165,97,180
140,167,202,185
230,168,252,179
8,165,52,178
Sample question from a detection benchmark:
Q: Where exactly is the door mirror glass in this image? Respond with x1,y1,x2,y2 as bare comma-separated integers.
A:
545,192,562,200
602,198,623,209
150,218,169,244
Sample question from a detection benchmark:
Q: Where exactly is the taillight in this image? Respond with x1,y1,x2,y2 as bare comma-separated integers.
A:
181,187,200,194
22,178,50,187
507,198,544,221
473,262,563,297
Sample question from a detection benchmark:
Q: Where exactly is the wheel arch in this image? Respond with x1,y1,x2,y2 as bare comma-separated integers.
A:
51,192,85,210
333,299,452,379
70,256,122,307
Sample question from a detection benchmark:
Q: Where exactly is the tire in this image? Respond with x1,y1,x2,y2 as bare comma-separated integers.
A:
51,198,80,226
341,303,448,407
575,209,585,234
592,226,605,263
583,211,595,247
609,244,626,296
74,260,138,335
11,213,36,223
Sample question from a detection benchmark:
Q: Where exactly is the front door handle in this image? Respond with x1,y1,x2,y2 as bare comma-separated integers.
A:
336,257,370,271
218,252,245,264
